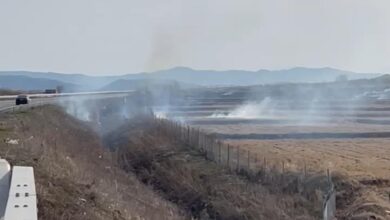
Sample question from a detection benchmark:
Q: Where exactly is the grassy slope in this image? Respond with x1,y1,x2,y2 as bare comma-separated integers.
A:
106,117,321,220
0,106,186,220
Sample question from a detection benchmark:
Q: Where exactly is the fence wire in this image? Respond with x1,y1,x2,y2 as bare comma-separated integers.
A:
154,117,336,220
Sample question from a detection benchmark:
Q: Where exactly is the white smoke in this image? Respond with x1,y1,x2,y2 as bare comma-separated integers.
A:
119,97,131,119
352,88,390,100
58,96,93,121
152,106,187,123
208,96,347,124
154,110,168,119
210,97,277,119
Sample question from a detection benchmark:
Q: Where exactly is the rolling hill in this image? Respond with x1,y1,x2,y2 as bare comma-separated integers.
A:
100,78,198,91
0,75,76,92
120,67,380,86
0,67,382,91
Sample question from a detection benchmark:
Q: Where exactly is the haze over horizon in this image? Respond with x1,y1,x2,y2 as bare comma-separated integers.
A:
0,66,385,78
1,0,389,75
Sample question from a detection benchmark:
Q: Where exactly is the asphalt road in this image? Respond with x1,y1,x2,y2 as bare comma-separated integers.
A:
0,91,134,112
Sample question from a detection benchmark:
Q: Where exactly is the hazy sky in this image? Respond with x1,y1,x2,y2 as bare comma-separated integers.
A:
0,0,389,75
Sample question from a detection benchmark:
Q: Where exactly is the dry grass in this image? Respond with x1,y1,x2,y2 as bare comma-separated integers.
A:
228,139,390,179
0,106,186,220
106,117,324,220
227,139,390,219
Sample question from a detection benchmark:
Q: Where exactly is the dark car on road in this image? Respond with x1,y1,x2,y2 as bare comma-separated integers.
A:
15,95,30,105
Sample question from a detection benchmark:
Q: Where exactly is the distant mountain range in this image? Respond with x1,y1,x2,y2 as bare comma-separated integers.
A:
0,75,77,92
0,67,382,92
100,78,198,91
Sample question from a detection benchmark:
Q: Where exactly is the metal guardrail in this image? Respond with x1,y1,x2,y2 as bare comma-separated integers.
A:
0,90,135,101
0,101,52,113
0,106,18,113
0,90,136,113
0,104,40,113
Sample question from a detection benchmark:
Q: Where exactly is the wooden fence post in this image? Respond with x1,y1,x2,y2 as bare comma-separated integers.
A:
218,142,222,164
179,125,182,141
254,153,258,171
198,132,201,150
247,150,250,171
209,139,213,161
204,134,207,151
237,147,240,171
192,128,196,146
182,125,185,142
282,161,285,182
191,128,194,146
187,126,190,145
263,157,267,180
213,140,216,161
204,135,208,160
205,135,209,159
197,129,200,147
174,122,176,136
212,139,215,161
227,145,230,169
176,122,180,139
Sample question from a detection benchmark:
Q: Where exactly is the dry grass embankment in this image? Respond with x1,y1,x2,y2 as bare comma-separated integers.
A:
0,106,186,220
105,117,323,220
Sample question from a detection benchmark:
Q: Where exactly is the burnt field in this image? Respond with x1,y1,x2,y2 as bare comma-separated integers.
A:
153,84,390,219
155,86,390,175
159,87,390,139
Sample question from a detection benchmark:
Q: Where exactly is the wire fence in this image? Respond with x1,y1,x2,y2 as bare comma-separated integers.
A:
153,117,336,220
